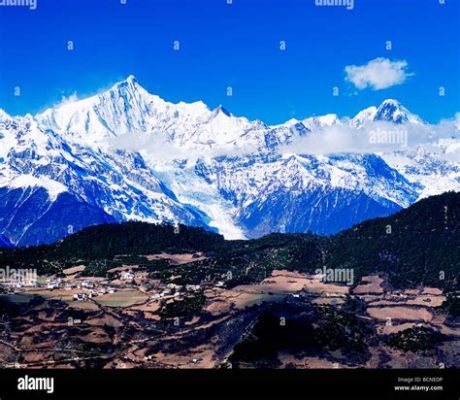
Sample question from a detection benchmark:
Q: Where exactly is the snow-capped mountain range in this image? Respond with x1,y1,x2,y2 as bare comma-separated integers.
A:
0,76,459,246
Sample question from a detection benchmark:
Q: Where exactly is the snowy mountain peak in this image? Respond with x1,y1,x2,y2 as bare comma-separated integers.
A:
33,79,273,153
35,76,164,143
380,99,402,107
125,74,138,83
111,74,145,94
213,105,232,117
375,99,421,124
350,100,422,127
303,114,341,129
351,106,378,128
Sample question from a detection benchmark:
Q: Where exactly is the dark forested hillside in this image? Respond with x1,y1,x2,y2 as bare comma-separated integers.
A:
327,191,460,289
0,192,459,290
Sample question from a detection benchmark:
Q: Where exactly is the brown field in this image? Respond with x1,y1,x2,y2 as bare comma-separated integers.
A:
265,270,350,295
370,295,445,308
302,277,350,295
145,252,207,265
107,265,139,273
62,265,86,275
422,287,444,295
68,301,100,311
78,328,112,345
312,297,345,305
22,288,79,302
377,322,419,334
131,301,161,313
153,344,217,368
95,289,148,308
353,275,385,295
86,315,123,328
367,306,433,322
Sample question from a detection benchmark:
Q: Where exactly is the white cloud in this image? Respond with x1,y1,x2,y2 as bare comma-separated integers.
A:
345,58,412,90
109,131,258,163
279,119,458,156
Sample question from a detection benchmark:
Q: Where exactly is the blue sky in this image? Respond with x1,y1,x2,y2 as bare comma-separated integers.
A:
0,0,459,124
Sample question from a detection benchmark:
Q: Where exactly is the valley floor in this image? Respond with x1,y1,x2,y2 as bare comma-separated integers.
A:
0,256,458,369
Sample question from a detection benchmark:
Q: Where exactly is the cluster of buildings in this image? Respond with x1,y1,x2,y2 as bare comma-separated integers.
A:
2,260,225,306
68,279,117,301
149,283,203,300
